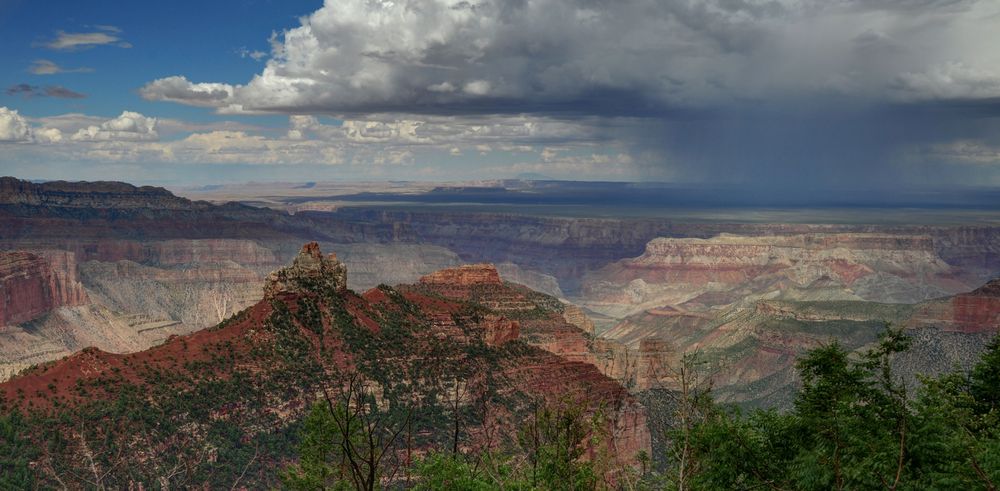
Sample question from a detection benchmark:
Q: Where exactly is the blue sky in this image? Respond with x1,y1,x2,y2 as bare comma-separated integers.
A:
1,0,1000,191
0,0,311,122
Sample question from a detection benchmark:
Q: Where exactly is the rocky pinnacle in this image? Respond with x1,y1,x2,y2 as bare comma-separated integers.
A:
264,242,347,298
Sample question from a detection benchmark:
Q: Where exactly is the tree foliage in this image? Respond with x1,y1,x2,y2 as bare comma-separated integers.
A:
0,411,36,489
666,327,1000,490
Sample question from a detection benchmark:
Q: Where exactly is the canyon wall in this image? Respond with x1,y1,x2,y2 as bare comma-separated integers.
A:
0,250,86,327
320,208,1000,296
909,279,1000,333
581,233,970,319
599,275,1000,406
3,177,1000,408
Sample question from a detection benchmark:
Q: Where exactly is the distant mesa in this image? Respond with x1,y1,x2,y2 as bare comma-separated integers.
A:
514,172,554,181
419,263,503,287
0,175,205,210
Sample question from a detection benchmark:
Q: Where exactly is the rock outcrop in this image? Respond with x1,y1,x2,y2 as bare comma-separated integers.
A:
264,242,347,299
479,313,520,346
420,263,502,287
562,304,596,335
590,336,674,391
0,250,86,327
412,266,600,365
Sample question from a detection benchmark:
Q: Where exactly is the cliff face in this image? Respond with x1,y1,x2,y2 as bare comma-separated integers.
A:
0,250,86,327
589,336,675,391
0,238,281,265
562,304,596,335
582,233,966,318
949,280,1000,332
910,279,1000,333
0,238,287,380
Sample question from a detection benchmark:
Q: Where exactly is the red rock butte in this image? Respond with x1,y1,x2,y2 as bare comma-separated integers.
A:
419,264,503,286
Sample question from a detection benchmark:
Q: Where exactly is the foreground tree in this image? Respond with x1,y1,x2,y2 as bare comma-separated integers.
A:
281,374,411,490
0,411,36,490
675,327,1000,491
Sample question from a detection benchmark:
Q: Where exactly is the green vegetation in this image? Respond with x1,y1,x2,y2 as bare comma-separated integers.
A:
0,411,36,489
649,329,1000,490
286,395,620,490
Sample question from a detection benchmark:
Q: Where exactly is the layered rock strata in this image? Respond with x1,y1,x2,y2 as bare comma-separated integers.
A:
910,279,1000,333
583,233,967,318
0,250,86,327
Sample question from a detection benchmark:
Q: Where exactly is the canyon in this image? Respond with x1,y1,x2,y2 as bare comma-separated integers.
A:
2,176,1000,484
2,176,999,404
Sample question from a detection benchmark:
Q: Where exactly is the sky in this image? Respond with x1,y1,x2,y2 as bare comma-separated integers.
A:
1,0,1000,193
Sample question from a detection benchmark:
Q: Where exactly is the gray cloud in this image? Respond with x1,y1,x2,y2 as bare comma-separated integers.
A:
28,59,94,75
140,0,1000,116
6,84,86,99
139,76,235,107
893,62,1000,101
42,26,130,50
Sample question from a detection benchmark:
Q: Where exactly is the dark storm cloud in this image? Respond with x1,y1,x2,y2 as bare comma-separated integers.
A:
133,0,1000,190
638,100,1000,192
140,0,1000,116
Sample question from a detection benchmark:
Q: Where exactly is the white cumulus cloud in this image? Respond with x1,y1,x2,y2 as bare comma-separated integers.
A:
0,107,33,142
34,127,63,143
71,111,158,141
